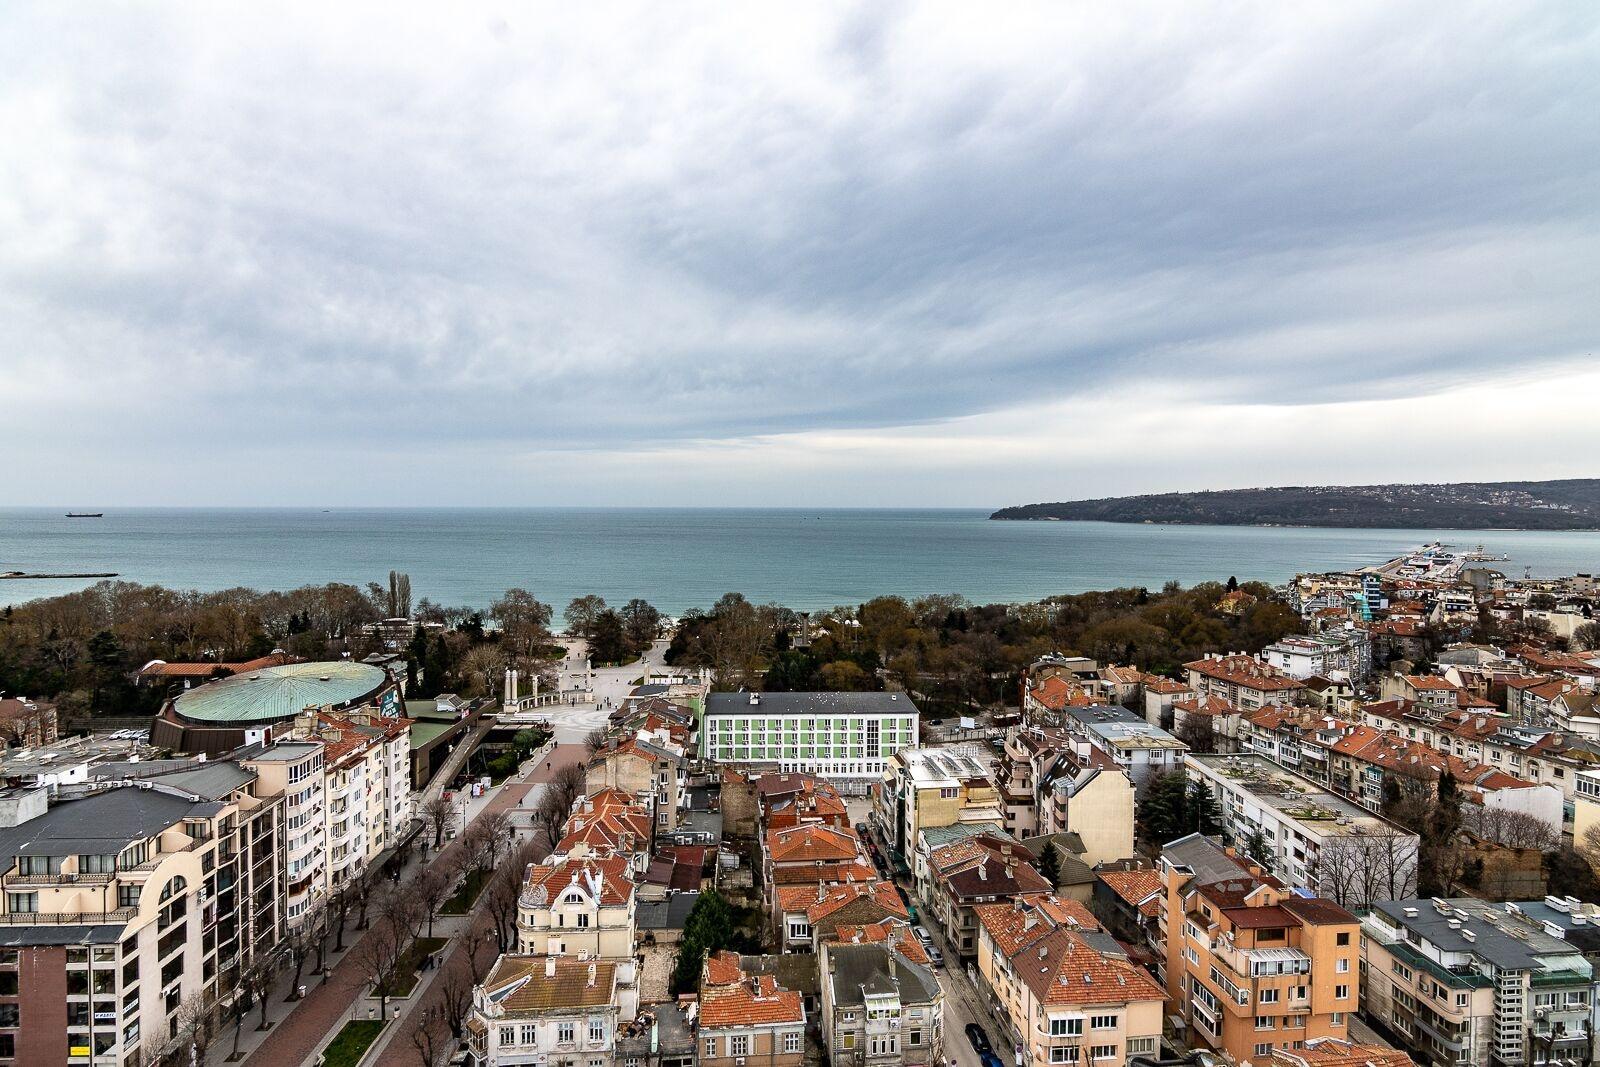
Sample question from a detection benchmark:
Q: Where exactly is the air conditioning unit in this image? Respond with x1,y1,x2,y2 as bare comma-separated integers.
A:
736,1059,746,1066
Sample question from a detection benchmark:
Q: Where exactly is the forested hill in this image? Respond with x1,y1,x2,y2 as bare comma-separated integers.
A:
990,479,1600,529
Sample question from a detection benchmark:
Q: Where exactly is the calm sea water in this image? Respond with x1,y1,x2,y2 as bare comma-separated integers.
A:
2,508,1598,613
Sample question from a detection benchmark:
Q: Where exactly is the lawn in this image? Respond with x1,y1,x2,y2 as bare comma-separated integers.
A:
440,868,490,914
320,1020,385,1067
388,936,450,997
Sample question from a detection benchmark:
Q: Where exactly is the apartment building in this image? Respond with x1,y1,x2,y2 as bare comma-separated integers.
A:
994,725,1135,864
290,708,414,870
819,938,944,1066
701,692,919,790
1185,655,1305,711
466,955,631,1067
698,953,805,1067
241,742,328,925
1142,676,1195,730
1157,835,1360,1064
516,855,637,958
1263,631,1373,683
0,772,284,1067
1239,706,1357,787
1184,755,1419,911
763,824,872,900
587,728,689,832
924,832,1051,959
973,894,1164,1067
1058,706,1187,794
874,745,1002,865
772,881,907,953
1361,897,1594,1067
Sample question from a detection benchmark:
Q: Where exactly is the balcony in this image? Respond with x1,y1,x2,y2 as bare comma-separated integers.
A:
3,871,116,887
0,906,136,926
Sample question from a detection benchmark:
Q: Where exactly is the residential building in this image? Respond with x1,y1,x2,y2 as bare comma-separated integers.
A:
994,725,1136,864
466,954,631,1067
554,790,655,876
820,937,944,1066
924,832,1051,958
1184,754,1419,910
1498,897,1600,1044
0,697,58,749
1185,655,1305,711
1092,868,1163,951
240,741,329,925
1157,835,1360,1064
762,824,873,906
701,692,919,790
0,772,284,1067
1263,631,1373,683
1361,898,1594,1067
777,881,909,952
587,728,689,832
698,953,805,1067
1170,696,1244,753
517,855,637,959
1267,1037,1410,1067
1142,675,1195,730
875,745,1002,866
974,894,1164,1067
1058,705,1186,793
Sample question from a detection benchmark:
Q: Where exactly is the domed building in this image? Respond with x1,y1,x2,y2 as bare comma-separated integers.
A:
151,660,400,754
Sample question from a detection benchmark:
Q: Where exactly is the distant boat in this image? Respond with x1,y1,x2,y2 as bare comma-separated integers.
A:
65,512,104,518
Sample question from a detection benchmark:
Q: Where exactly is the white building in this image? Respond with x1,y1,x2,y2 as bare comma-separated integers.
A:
466,955,633,1067
701,692,919,789
1185,753,1420,911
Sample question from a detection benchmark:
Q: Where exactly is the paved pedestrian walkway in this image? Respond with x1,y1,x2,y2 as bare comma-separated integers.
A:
218,743,586,1067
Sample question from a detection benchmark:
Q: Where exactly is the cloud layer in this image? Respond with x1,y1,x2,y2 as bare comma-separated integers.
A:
1,2,1597,505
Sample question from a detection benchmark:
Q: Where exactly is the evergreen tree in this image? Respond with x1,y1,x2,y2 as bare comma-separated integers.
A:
1188,781,1222,837
1136,771,1189,844
672,891,735,995
1037,842,1062,888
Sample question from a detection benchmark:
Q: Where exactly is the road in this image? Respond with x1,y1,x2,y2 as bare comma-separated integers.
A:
538,638,671,743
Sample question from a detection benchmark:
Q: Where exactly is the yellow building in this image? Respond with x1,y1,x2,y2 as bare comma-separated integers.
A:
974,894,1164,1067
875,745,1002,865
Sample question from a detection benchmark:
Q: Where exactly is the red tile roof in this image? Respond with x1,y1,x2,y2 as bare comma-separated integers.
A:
521,854,635,907
1185,655,1303,691
766,824,862,864
699,972,804,1028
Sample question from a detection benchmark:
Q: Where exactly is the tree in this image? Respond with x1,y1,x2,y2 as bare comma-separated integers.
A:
585,726,609,755
1174,712,1218,754
439,967,476,1037
1572,621,1600,653
1242,826,1271,868
819,660,871,691
490,589,554,656
414,866,452,939
673,890,736,995
173,993,216,1065
1035,842,1062,888
1187,781,1221,837
355,905,413,1019
410,1005,448,1067
564,595,608,637
1136,771,1189,844
421,794,457,851
589,609,628,664
621,598,663,652
284,900,324,1000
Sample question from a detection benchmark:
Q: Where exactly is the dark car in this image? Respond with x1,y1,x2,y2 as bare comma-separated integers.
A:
855,822,868,835
980,1052,1006,1067
965,1023,992,1055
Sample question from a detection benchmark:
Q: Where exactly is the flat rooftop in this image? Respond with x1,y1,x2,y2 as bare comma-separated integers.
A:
1188,753,1415,838
706,691,918,717
0,734,155,778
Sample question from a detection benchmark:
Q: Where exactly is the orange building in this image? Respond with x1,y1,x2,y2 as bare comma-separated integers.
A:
1158,835,1360,1063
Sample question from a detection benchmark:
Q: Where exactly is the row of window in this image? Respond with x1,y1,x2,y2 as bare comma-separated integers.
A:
498,1019,608,1047
704,1032,802,1056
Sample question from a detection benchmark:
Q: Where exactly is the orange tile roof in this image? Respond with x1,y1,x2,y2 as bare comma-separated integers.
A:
834,919,930,964
521,854,635,907
1096,870,1163,916
1172,694,1237,716
699,973,803,1028
766,824,862,864
703,949,744,986
768,860,879,886
1142,675,1193,695
805,881,907,924
482,956,616,1010
1270,1037,1411,1067
1013,927,1166,1007
1185,655,1303,691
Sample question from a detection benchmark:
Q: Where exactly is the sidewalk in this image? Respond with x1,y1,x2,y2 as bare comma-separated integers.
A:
216,743,585,1067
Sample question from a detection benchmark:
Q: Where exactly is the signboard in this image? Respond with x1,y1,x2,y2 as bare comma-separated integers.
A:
380,689,400,719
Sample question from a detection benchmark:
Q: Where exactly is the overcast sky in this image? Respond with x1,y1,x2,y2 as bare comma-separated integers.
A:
2,2,1597,507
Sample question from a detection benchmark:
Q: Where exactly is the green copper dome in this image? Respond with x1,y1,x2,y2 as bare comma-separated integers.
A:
171,661,390,724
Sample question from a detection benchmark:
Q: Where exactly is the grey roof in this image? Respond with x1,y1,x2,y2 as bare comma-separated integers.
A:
824,942,940,1008
706,692,919,717
0,786,202,858
676,811,723,838
1019,833,1096,887
919,822,1006,851
90,760,256,800
1374,898,1588,972
0,925,123,947
637,893,701,930
1161,833,1254,885
1505,901,1600,955
617,1001,696,1058
740,953,820,998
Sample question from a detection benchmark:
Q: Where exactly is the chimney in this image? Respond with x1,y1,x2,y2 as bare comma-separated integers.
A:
546,956,557,978
588,962,597,987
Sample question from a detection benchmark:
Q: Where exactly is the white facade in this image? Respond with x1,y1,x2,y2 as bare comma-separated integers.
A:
702,693,919,782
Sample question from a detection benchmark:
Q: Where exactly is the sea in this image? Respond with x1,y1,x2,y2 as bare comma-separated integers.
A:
2,508,1599,614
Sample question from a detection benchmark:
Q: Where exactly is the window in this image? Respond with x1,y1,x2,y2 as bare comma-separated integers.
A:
1255,1044,1274,1057
1259,989,1279,1004
4,894,35,915
704,1036,718,1057
907,1030,921,1047
788,921,810,940
1089,1015,1116,1030
1049,1049,1080,1064
499,1025,517,1047
731,1035,750,1057
589,1020,605,1043
1335,985,1349,1000
576,913,590,928
559,1023,575,1044
1336,931,1350,946
1089,1046,1116,1061
1127,1037,1156,1055
1050,1018,1084,1037
1337,958,1350,973
521,1024,537,1046
1256,1016,1274,1030
785,1032,801,1053
1330,1012,1345,1025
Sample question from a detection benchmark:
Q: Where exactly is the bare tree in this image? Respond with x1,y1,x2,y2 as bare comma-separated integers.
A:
237,950,278,1034
409,1006,449,1067
533,789,569,850
1464,807,1559,851
584,726,610,754
421,794,457,850
439,966,476,1037
283,901,324,1000
173,992,216,1064
547,761,586,814
463,927,497,983
485,864,524,953
376,883,427,943
330,882,355,952
479,809,515,871
414,866,452,939
353,874,376,931
354,911,410,1020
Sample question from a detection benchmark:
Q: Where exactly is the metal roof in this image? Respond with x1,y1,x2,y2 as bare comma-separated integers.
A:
705,691,919,717
172,661,388,724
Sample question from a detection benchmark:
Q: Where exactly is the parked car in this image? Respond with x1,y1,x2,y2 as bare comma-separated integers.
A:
981,1051,1007,1067
913,924,934,944
966,1023,993,1054
925,944,945,967
855,821,868,835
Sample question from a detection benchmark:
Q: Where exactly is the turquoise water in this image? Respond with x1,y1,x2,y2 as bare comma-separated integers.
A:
1,508,1597,613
